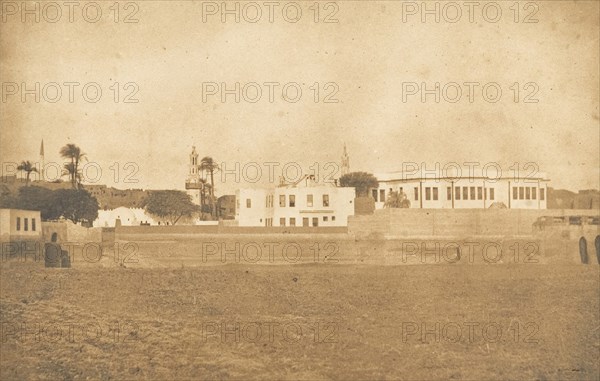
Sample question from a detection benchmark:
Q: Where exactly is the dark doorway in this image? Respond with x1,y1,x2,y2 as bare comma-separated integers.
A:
579,237,588,264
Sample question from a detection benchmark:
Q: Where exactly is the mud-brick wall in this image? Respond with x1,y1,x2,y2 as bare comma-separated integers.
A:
42,221,102,243
349,209,600,237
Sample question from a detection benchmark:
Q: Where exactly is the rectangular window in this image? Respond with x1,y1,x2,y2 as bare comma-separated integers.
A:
332,216,336,221
414,187,419,201
279,195,286,207
289,218,296,226
433,187,438,201
469,187,475,200
32,218,36,232
289,195,295,207
312,217,319,227
477,187,483,200
323,216,328,221
16,217,20,231
532,187,537,200
280,218,285,226
307,194,313,207
323,194,329,207
455,186,461,200
24,218,28,231
425,187,431,201
463,187,468,200
489,188,495,201
513,187,518,200
447,187,452,200
302,217,309,227
380,189,385,203
372,189,378,202
540,188,545,200
526,187,531,200
519,187,525,200
246,199,251,208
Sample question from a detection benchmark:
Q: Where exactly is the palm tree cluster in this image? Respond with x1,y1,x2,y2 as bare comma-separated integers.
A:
17,143,87,188
17,161,38,186
59,143,86,189
198,156,220,219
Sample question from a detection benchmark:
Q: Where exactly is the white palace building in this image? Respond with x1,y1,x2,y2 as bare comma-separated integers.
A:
372,167,550,210
236,176,356,227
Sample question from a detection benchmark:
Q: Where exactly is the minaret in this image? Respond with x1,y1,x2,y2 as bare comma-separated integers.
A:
341,143,350,176
185,146,202,205
39,139,45,182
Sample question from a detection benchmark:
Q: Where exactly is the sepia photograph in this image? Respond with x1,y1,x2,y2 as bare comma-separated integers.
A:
0,0,599,380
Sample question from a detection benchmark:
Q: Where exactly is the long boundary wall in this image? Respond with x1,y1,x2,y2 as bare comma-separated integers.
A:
349,209,599,237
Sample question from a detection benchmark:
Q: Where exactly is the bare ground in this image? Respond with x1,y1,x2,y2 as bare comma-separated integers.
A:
1,261,598,381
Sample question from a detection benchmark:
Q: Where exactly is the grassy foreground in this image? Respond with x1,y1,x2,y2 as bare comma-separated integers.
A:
1,262,598,380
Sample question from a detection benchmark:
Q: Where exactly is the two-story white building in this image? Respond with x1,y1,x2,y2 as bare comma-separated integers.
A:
236,179,356,227
372,168,550,209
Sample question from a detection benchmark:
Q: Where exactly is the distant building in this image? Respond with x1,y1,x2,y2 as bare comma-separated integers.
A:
236,176,356,227
548,188,600,210
372,168,550,209
0,209,42,242
86,185,148,210
93,207,156,227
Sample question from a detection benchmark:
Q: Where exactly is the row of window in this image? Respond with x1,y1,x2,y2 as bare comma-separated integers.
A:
513,186,545,201
256,194,331,209
373,186,496,202
263,216,336,227
450,186,494,201
374,186,546,202
16,217,36,232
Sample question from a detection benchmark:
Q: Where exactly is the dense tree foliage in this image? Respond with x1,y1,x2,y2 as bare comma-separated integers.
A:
339,172,379,197
143,190,198,225
0,186,99,224
52,189,99,224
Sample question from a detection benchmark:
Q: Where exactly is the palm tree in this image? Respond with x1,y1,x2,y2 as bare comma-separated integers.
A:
59,144,86,188
200,157,219,197
17,161,38,186
62,162,82,188
198,178,209,220
200,157,220,219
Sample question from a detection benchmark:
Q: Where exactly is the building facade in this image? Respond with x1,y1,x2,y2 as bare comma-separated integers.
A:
236,182,356,227
372,169,550,210
0,209,42,242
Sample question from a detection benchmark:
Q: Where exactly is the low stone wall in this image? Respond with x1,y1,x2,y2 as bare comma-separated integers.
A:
96,234,598,267
349,209,599,238
115,225,348,240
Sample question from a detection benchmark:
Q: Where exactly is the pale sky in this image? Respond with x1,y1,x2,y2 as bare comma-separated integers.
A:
1,1,598,194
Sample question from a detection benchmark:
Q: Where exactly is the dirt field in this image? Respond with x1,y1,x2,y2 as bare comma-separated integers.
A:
1,258,598,381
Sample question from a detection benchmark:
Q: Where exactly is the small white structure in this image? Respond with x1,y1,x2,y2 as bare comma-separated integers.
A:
372,167,550,210
93,207,156,227
236,178,356,227
0,209,42,242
